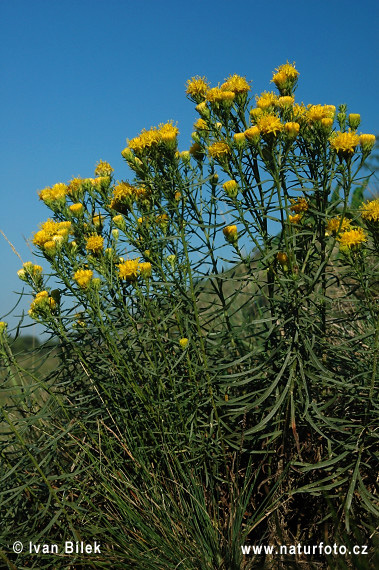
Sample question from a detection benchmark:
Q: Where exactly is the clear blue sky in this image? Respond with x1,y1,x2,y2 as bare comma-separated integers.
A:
1,0,378,333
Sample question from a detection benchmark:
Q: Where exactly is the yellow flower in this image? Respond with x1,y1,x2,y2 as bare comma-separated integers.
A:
244,126,260,144
118,259,140,281
109,181,135,212
44,240,57,256
223,225,238,243
158,121,179,145
329,131,360,157
233,132,246,148
92,213,105,228
360,199,379,223
321,118,334,132
179,337,189,349
293,103,307,122
194,118,208,131
257,115,282,136
67,177,86,199
222,180,239,198
156,213,169,227
186,76,210,101
189,142,204,160
86,235,104,254
94,160,114,177
113,214,126,230
289,214,302,224
250,107,263,123
208,141,230,160
0,321,7,335
221,74,250,94
174,191,182,201
38,183,67,205
326,216,351,235
284,122,300,138
206,87,235,106
69,203,84,216
272,62,299,94
277,96,294,108
138,262,152,279
276,252,289,266
195,101,209,116
337,227,367,248
306,104,335,123
290,197,308,214
74,269,94,288
128,127,161,155
256,91,278,110
359,134,376,154
29,290,56,318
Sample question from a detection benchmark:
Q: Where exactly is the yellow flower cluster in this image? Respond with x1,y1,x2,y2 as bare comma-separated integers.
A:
0,321,7,335
74,269,94,288
337,227,367,249
18,262,43,284
186,76,210,101
306,104,336,124
117,259,152,282
360,199,379,223
38,183,67,205
221,74,251,94
109,182,150,213
29,291,56,318
126,121,179,155
290,198,308,214
326,216,351,235
256,92,278,110
33,219,71,253
206,87,235,106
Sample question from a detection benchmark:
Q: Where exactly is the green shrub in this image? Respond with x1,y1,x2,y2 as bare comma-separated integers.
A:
1,62,378,569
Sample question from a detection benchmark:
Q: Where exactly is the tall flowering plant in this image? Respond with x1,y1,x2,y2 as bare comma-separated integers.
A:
1,63,378,568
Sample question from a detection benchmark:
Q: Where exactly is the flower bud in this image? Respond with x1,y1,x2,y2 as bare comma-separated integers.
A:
112,228,120,241
348,114,361,130
195,101,210,117
0,321,7,335
179,337,189,349
167,254,176,270
244,126,260,145
112,215,126,231
222,180,239,199
223,225,238,244
233,132,246,149
284,122,300,139
17,268,27,282
359,134,376,154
